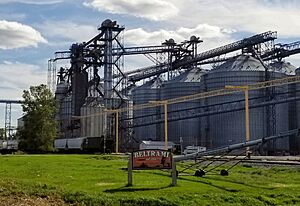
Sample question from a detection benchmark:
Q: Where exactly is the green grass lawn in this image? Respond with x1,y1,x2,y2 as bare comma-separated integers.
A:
0,154,300,206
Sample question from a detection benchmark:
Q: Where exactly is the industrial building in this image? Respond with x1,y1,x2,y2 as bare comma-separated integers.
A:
49,19,300,154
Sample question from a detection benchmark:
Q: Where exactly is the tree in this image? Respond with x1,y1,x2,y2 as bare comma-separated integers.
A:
18,84,57,152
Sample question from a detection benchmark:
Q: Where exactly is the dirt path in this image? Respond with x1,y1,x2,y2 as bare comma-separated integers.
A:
0,195,68,206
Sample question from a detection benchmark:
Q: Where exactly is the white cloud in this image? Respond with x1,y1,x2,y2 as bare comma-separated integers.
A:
285,54,300,68
125,55,154,70
0,20,47,49
83,0,300,37
37,21,97,44
177,24,235,39
0,61,47,99
83,0,179,21
125,28,181,46
124,24,235,51
169,0,300,38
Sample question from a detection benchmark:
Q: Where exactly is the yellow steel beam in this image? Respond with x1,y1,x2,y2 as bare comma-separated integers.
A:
225,85,250,153
164,103,168,150
149,100,169,150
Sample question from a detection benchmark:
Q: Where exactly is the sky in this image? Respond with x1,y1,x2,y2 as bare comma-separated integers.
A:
1,0,300,128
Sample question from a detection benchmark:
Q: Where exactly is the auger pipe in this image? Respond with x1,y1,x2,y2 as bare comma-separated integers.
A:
174,129,299,162
129,31,277,82
0,100,23,104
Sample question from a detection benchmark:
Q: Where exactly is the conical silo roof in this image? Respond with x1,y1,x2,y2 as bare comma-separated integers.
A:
270,61,296,75
211,55,265,72
168,67,206,83
134,77,162,90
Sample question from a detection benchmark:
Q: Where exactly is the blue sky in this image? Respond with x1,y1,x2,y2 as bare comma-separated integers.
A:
1,0,300,128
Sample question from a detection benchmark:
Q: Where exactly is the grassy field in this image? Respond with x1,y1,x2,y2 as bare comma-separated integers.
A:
0,154,300,206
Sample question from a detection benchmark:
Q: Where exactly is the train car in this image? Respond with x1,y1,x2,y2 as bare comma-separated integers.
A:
54,138,67,151
67,137,85,150
54,138,85,151
0,140,18,154
139,141,176,150
54,136,114,153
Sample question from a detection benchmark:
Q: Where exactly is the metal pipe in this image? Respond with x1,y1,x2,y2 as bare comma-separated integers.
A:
127,95,300,129
164,103,168,150
174,129,299,162
0,100,23,104
244,88,250,152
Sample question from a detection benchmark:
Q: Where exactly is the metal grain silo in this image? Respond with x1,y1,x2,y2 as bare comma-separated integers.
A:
60,95,72,138
80,97,106,138
270,61,296,154
55,80,69,139
160,68,206,147
201,55,291,153
132,78,162,142
291,68,300,154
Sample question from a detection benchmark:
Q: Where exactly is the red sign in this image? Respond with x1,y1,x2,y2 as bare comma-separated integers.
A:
132,150,172,170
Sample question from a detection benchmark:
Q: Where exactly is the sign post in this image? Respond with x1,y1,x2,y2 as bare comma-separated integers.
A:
128,153,133,186
171,158,177,186
128,149,175,186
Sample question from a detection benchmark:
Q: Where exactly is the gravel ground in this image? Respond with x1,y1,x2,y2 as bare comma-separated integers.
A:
0,195,68,206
